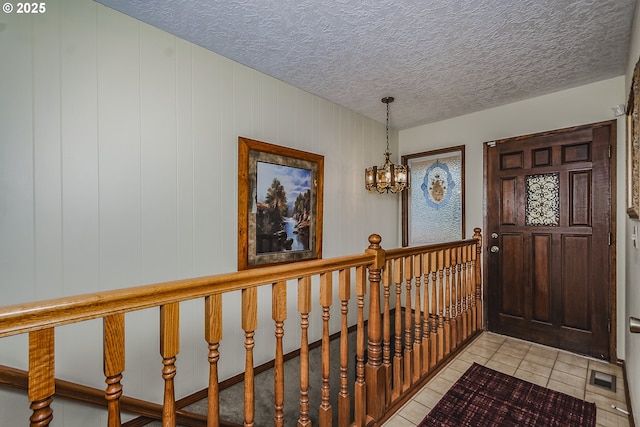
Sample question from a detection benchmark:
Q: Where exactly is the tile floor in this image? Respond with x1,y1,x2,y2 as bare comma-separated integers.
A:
383,332,631,427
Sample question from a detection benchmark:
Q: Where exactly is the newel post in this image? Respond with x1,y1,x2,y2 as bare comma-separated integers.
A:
365,234,386,420
473,228,483,331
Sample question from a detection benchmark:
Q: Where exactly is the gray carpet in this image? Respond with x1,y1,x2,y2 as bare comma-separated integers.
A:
184,329,358,426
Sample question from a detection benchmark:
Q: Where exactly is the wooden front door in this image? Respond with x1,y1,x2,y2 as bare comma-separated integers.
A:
485,121,615,360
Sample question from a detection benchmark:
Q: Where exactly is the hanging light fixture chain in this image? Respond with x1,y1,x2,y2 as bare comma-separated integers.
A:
381,96,394,156
386,100,390,153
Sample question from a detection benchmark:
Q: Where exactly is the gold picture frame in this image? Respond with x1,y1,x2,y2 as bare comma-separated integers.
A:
238,137,324,270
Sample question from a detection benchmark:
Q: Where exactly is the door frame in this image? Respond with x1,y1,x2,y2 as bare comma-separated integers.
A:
481,120,617,362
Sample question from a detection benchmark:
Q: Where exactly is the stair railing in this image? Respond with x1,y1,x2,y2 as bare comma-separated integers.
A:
0,230,482,427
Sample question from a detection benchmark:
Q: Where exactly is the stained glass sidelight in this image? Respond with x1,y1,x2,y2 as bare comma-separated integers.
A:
525,173,560,226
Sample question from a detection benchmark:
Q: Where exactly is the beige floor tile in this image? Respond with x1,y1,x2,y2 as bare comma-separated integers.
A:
556,351,589,368
436,366,463,384
524,352,556,368
458,349,489,365
413,386,444,410
383,413,422,427
447,358,473,374
489,351,522,368
586,381,627,403
518,359,553,377
595,405,631,427
550,369,586,389
396,400,430,425
588,359,623,378
425,375,454,394
464,345,496,359
514,368,549,387
473,337,502,351
485,359,517,375
502,339,532,353
553,360,588,378
481,332,507,343
547,379,585,400
496,343,529,359
584,390,629,415
527,344,559,361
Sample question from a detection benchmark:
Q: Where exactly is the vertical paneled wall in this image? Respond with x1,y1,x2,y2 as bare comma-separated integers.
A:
0,1,398,424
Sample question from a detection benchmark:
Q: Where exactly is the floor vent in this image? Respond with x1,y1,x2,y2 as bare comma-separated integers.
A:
589,370,616,392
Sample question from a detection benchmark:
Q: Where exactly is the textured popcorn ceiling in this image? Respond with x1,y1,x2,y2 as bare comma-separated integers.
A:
95,0,635,129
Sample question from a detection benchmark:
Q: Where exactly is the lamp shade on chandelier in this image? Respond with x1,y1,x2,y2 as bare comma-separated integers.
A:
365,97,410,193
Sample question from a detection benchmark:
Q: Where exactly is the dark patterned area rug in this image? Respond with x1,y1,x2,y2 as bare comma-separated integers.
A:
419,363,596,427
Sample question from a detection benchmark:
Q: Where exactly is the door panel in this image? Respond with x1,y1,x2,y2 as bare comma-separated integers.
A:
501,233,525,318
532,233,551,323
486,121,614,360
501,178,517,225
561,235,590,331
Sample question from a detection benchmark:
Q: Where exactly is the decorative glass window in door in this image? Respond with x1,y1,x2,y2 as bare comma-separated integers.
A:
525,173,560,226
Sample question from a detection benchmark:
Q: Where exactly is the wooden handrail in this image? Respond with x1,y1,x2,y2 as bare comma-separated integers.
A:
0,253,374,338
0,232,483,427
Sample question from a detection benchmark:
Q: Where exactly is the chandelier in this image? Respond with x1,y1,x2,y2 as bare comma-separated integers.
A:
365,97,410,193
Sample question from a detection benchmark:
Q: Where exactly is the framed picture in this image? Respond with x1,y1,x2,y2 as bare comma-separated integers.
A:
238,137,324,270
401,145,465,247
627,56,640,219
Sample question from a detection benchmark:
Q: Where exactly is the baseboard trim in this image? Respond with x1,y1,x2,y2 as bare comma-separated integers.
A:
618,359,636,427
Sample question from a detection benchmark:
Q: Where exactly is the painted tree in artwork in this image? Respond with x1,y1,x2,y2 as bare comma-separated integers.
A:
293,190,310,222
264,178,288,219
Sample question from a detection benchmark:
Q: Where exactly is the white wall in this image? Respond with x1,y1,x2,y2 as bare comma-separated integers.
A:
400,75,628,357
625,1,640,425
0,1,399,425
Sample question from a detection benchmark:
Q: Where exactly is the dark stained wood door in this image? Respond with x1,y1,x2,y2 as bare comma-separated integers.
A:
485,121,615,360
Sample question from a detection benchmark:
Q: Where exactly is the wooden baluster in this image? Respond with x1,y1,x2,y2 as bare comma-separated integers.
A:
365,234,385,420
444,249,452,356
319,272,333,426
29,328,54,427
392,257,403,400
474,228,483,331
403,255,413,391
160,302,179,427
461,246,469,342
381,262,392,407
436,250,445,363
338,269,351,427
298,276,312,427
467,246,475,334
205,294,222,427
456,246,463,346
353,265,367,427
450,249,458,351
242,288,257,427
457,246,466,345
421,252,431,375
412,254,422,383
429,252,438,368
104,314,125,427
272,281,287,427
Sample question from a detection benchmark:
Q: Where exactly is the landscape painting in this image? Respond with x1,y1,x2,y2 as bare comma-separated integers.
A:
238,137,324,270
256,162,312,253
